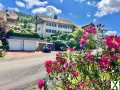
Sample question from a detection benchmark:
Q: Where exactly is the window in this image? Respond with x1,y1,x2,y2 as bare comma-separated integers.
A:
68,25,72,29
46,22,49,26
63,25,67,29
38,27,41,30
64,25,68,29
52,30,56,33
52,23,56,27
58,24,69,29
46,22,51,26
58,24,62,28
46,29,57,33
47,22,56,27
46,29,51,33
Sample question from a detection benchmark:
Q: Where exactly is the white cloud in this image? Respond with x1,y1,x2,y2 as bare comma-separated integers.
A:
0,3,4,10
74,0,86,3
23,0,48,8
93,18,96,23
32,5,62,15
16,1,25,8
86,13,91,17
95,0,120,17
60,0,64,3
32,7,47,14
105,31,117,36
8,7,20,12
87,1,91,5
87,1,96,6
46,6,62,14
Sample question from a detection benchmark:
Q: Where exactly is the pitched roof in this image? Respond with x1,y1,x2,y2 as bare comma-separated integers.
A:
6,11,18,21
38,14,74,25
0,11,7,22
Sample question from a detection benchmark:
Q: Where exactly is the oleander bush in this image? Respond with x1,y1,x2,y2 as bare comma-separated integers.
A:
37,24,120,90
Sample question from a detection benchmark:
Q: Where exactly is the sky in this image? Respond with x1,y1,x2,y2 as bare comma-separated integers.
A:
0,0,120,33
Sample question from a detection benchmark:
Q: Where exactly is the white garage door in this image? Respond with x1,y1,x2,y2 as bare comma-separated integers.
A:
24,40,38,51
8,39,24,50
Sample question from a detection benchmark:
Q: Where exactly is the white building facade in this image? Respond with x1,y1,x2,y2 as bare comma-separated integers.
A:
36,15,75,36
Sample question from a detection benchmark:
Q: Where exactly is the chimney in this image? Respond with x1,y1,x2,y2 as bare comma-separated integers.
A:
54,14,58,19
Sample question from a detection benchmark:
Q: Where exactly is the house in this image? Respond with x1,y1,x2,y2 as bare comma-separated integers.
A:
6,10,18,28
6,13,76,51
0,10,18,27
0,11,9,39
0,11,7,23
36,15,75,36
0,10,18,33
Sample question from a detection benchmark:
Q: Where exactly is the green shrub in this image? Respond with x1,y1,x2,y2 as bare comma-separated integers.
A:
0,49,6,57
1,39,9,50
8,30,40,38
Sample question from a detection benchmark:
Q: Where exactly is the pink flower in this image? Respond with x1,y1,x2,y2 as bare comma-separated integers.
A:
85,51,94,62
67,86,75,90
56,57,66,64
78,81,89,89
85,26,97,34
56,52,62,57
38,80,45,89
72,71,80,77
111,54,120,60
67,48,75,52
83,31,89,39
105,36,120,49
62,62,69,71
45,60,53,74
79,37,87,47
46,67,53,74
99,55,111,71
45,60,53,68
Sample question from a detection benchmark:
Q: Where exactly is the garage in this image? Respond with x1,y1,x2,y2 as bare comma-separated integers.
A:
8,39,24,50
8,37,39,51
24,40,39,51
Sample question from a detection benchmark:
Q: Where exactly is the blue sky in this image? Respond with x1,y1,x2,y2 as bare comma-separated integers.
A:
0,0,120,33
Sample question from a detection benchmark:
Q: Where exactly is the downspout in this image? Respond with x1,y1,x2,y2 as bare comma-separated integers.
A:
35,15,37,32
23,39,24,51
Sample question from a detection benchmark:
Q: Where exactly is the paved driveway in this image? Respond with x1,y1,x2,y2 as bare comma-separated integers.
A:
0,52,56,90
1,51,44,61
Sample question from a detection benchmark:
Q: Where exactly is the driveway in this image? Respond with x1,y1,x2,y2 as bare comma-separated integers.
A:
0,52,56,90
0,51,44,61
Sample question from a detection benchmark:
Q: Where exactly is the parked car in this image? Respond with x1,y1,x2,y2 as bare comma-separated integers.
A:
42,45,51,53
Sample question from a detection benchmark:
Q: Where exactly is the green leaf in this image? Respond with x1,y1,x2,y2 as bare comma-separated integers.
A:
99,72,110,81
55,87,64,90
71,78,78,85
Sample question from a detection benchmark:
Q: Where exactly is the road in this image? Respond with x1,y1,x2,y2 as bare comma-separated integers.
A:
0,52,56,90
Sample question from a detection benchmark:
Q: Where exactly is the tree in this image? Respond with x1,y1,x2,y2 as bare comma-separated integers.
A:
70,28,83,49
71,28,83,40
0,21,9,50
